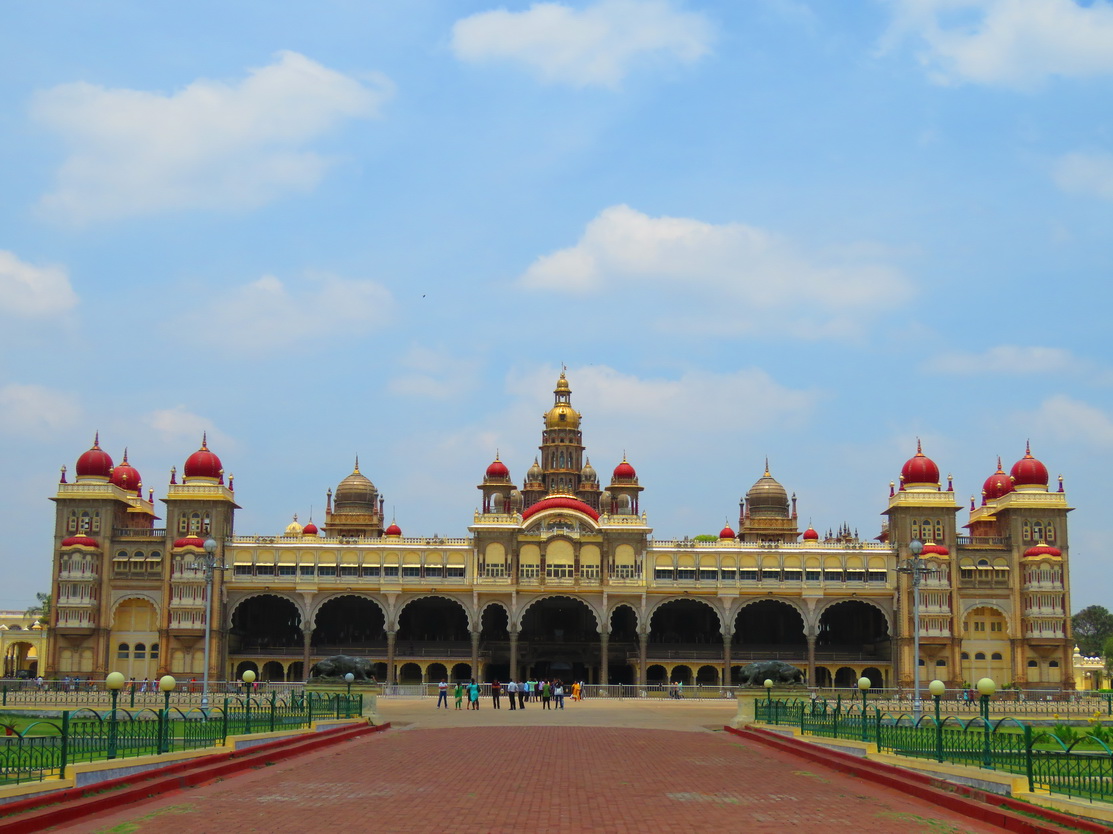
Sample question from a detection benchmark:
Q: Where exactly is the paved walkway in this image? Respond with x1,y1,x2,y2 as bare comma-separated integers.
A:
54,698,1013,833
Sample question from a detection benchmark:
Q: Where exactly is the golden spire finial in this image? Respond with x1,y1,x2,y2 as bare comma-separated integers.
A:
353,455,360,474
93,430,100,449
200,431,208,450
764,456,770,477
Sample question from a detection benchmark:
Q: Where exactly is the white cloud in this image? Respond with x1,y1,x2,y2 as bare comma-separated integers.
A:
145,406,233,452
388,347,481,400
182,272,393,353
0,251,78,316
518,204,913,337
0,384,81,436
882,0,1113,88
1053,151,1113,201
1030,394,1113,448
451,0,713,88
925,345,1077,374
33,51,393,223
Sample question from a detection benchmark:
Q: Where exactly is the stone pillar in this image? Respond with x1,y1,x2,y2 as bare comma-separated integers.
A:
302,629,312,681
471,631,480,681
638,632,649,687
509,630,519,680
600,630,610,687
722,630,732,688
386,631,396,685
807,634,816,687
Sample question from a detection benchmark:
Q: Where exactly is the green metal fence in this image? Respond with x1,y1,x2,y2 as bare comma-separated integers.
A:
0,692,362,787
755,697,1113,804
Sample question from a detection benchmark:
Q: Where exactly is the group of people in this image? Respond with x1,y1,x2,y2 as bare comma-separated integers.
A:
436,679,586,710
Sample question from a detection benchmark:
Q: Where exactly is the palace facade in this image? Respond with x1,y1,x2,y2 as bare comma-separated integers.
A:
46,373,1075,690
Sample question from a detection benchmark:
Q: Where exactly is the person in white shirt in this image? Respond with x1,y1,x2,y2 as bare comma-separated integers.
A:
506,679,518,710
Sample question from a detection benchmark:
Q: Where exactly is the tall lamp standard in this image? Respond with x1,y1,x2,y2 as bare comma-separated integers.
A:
105,672,125,760
344,672,355,696
897,539,930,720
929,679,946,762
764,678,774,724
196,538,222,710
158,675,176,753
977,677,996,769
857,676,871,742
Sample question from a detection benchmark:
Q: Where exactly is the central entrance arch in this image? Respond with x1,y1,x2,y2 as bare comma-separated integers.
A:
518,596,598,682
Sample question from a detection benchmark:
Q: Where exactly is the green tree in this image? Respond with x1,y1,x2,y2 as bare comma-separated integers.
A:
1073,605,1113,657
24,591,51,623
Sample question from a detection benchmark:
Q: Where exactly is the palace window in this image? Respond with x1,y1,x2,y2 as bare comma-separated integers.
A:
117,643,129,660
134,643,146,660
402,566,420,578
362,566,381,577
423,566,443,578
279,565,296,576
739,569,759,581
975,652,985,661
318,566,337,576
151,643,159,660
762,570,781,582
299,566,315,576
805,570,821,582
782,570,801,581
699,569,718,581
991,652,1003,660
446,567,465,578
867,571,887,582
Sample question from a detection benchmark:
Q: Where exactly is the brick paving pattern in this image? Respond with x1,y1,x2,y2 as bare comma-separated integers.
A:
55,724,1011,833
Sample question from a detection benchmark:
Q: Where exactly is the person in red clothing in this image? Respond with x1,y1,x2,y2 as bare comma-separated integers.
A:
491,679,502,709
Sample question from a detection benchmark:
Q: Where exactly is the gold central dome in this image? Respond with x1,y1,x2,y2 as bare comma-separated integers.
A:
545,371,581,428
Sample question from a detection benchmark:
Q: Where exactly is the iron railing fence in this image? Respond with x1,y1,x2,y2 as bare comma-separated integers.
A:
755,697,1113,804
0,692,362,787
0,680,307,708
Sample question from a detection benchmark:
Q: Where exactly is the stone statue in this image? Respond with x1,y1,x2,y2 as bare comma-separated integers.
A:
736,659,805,686
309,654,376,681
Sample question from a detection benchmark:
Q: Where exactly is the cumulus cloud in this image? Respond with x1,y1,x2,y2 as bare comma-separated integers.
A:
388,346,481,400
924,345,1078,374
1053,151,1113,201
1029,394,1113,448
0,384,82,436
0,251,78,316
518,204,913,338
182,271,393,353
451,0,713,88
882,0,1113,88
32,51,393,223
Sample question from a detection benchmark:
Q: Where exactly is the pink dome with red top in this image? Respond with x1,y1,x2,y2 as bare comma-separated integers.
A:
75,433,113,480
802,527,819,541
520,496,600,521
173,536,206,549
184,434,223,481
485,456,510,479
719,524,735,540
613,459,637,480
110,449,142,492
900,440,939,486
302,522,318,536
920,542,949,556
384,522,402,536
982,457,1013,501
1024,543,1061,558
1010,442,1049,488
61,534,98,548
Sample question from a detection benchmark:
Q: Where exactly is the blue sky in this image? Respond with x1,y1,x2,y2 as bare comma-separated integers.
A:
2,0,1111,612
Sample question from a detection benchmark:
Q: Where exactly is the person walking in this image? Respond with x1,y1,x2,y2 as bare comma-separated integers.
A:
524,678,533,703
437,678,449,709
554,680,565,709
468,679,480,710
541,679,552,710
454,681,464,710
518,679,526,709
506,679,517,710
571,681,581,702
492,679,502,709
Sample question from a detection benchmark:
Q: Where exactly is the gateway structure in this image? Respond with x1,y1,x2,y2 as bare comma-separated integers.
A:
46,374,1074,690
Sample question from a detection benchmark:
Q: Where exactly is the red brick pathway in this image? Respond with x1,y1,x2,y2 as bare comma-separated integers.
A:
56,727,1011,833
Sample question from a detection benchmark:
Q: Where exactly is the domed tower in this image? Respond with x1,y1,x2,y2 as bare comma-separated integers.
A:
478,453,516,514
576,458,602,511
521,457,545,509
324,457,385,538
605,455,643,515
538,371,585,497
738,462,799,543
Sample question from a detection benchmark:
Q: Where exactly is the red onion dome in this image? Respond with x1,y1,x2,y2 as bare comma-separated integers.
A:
920,542,949,556
520,495,600,521
719,524,736,540
1024,543,1061,558
485,456,510,480
110,448,142,492
1010,442,1049,488
613,458,637,480
61,534,98,548
802,527,819,541
302,522,319,536
75,433,113,480
384,522,402,537
900,439,939,486
173,536,206,549
982,457,1013,501
184,433,222,481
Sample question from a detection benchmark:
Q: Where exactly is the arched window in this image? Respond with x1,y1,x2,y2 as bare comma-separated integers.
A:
961,652,970,660
1049,660,1059,668
150,643,160,660
1022,521,1031,541
974,652,986,661
991,652,1003,660
1033,521,1044,541
1045,522,1055,542
134,643,146,659
117,643,129,659
1028,659,1038,668
935,659,947,667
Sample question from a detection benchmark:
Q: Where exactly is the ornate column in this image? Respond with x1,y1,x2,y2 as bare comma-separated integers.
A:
600,629,610,687
471,631,480,681
638,631,649,687
386,630,397,685
806,633,817,687
509,629,519,681
722,629,732,688
302,629,312,681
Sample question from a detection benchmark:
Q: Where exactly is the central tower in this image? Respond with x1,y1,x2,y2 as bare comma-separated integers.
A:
539,370,584,496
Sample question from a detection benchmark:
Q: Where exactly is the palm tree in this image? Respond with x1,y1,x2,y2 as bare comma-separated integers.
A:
25,591,51,623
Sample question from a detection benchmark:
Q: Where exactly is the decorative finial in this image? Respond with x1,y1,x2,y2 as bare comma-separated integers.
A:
170,465,177,485
201,431,208,450
60,464,67,484
996,455,1002,471
946,474,953,492
1058,474,1064,493
93,430,100,449
916,437,922,454
229,473,234,491
764,456,770,477
353,455,360,474
148,488,154,502
121,446,128,462
970,495,976,510
889,480,894,497
1025,439,1032,456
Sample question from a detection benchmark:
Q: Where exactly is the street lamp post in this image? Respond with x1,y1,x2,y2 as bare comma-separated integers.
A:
977,677,996,769
196,538,222,710
105,671,125,760
764,678,774,724
897,539,930,720
243,669,256,733
158,675,176,753
344,672,355,696
929,678,946,762
857,676,871,742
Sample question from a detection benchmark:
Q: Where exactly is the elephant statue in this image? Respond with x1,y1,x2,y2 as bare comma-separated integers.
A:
736,659,805,686
309,654,376,681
